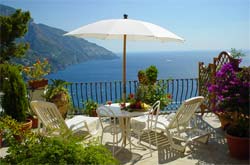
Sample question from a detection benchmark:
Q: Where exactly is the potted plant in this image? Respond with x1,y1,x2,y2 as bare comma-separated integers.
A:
145,65,158,85
134,81,172,110
134,66,171,110
0,9,32,133
0,116,119,164
22,59,50,126
84,100,98,117
26,109,39,128
43,79,71,119
0,64,32,142
0,64,31,124
207,61,250,159
137,70,147,84
23,58,51,89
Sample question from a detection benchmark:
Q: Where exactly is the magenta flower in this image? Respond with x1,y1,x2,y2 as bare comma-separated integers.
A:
207,61,250,114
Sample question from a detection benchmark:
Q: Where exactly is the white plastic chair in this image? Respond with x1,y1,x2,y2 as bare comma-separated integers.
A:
30,100,99,136
130,101,161,156
156,96,210,152
96,105,122,155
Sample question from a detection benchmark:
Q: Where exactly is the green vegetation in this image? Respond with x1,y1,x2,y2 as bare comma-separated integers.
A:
136,81,171,110
84,100,98,116
134,66,171,109
0,64,28,122
23,58,51,81
0,4,117,72
0,9,30,122
43,79,71,119
0,116,119,165
146,65,158,84
44,79,70,101
0,9,30,63
230,48,245,59
137,70,147,84
137,65,158,85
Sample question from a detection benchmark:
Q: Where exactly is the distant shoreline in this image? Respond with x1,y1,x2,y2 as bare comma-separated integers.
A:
46,50,250,83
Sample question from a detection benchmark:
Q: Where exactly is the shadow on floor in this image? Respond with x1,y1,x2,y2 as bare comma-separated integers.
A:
102,115,249,165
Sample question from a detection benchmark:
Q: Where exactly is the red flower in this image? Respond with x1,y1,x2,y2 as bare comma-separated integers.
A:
107,101,112,105
129,93,134,99
167,94,172,99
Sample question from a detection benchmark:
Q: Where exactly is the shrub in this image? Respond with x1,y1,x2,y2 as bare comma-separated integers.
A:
136,81,171,109
207,62,250,137
0,116,119,165
134,66,171,110
0,64,28,122
146,65,158,84
84,100,98,116
23,58,51,81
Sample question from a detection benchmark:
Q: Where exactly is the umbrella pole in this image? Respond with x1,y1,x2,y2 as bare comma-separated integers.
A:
122,34,127,102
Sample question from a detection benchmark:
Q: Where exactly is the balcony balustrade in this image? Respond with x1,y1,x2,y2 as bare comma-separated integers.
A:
65,78,198,114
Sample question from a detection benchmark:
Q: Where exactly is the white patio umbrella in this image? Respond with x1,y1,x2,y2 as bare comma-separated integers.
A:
64,14,184,101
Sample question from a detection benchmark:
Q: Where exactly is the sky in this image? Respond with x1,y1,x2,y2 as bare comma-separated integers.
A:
1,0,250,53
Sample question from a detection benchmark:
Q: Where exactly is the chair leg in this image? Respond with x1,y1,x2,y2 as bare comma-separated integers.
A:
112,128,115,156
100,131,104,144
138,132,141,144
147,131,152,156
166,130,185,152
128,124,131,151
154,130,158,149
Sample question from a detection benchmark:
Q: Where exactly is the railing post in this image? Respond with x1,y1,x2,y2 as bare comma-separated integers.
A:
66,78,199,114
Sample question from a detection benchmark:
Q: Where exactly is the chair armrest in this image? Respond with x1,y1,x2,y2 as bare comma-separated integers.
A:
155,120,168,130
68,121,87,130
165,113,176,121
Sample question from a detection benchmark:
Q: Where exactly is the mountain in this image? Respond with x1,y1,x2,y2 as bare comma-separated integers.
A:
0,4,118,71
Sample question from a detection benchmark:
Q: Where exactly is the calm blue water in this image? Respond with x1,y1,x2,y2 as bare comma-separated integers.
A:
47,50,250,82
46,50,250,111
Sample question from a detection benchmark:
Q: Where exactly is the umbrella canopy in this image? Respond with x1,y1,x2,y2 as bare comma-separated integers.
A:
64,14,184,101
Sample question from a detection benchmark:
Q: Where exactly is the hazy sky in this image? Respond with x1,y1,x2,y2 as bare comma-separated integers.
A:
1,0,249,53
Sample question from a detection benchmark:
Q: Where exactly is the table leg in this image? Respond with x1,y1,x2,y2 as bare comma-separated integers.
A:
118,117,145,151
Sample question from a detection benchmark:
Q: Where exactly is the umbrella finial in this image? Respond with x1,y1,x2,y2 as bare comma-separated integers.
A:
123,14,128,19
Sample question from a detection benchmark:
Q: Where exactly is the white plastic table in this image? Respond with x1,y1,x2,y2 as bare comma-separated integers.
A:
104,103,149,151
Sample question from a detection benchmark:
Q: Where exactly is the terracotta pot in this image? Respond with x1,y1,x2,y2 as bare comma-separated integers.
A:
91,109,98,117
21,119,33,130
51,92,70,119
226,132,250,160
14,119,32,142
28,116,38,128
28,79,48,89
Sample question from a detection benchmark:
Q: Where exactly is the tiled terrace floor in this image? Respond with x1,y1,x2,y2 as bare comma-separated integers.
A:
100,114,249,165
0,113,249,164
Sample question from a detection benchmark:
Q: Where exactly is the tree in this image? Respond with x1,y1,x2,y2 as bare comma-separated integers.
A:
230,48,245,59
0,9,31,63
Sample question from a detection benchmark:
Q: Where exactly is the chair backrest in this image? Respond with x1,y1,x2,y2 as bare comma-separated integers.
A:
148,100,161,129
96,105,118,129
168,96,204,129
30,100,68,131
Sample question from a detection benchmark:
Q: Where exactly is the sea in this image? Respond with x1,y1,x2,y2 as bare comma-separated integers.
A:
46,50,250,82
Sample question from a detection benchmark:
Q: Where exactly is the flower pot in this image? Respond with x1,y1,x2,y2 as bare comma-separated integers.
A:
14,119,32,142
216,112,231,130
51,92,70,119
28,79,48,89
226,132,250,160
91,109,98,117
28,116,38,128
21,119,33,130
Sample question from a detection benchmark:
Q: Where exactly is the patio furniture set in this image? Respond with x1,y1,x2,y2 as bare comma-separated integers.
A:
30,96,210,156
